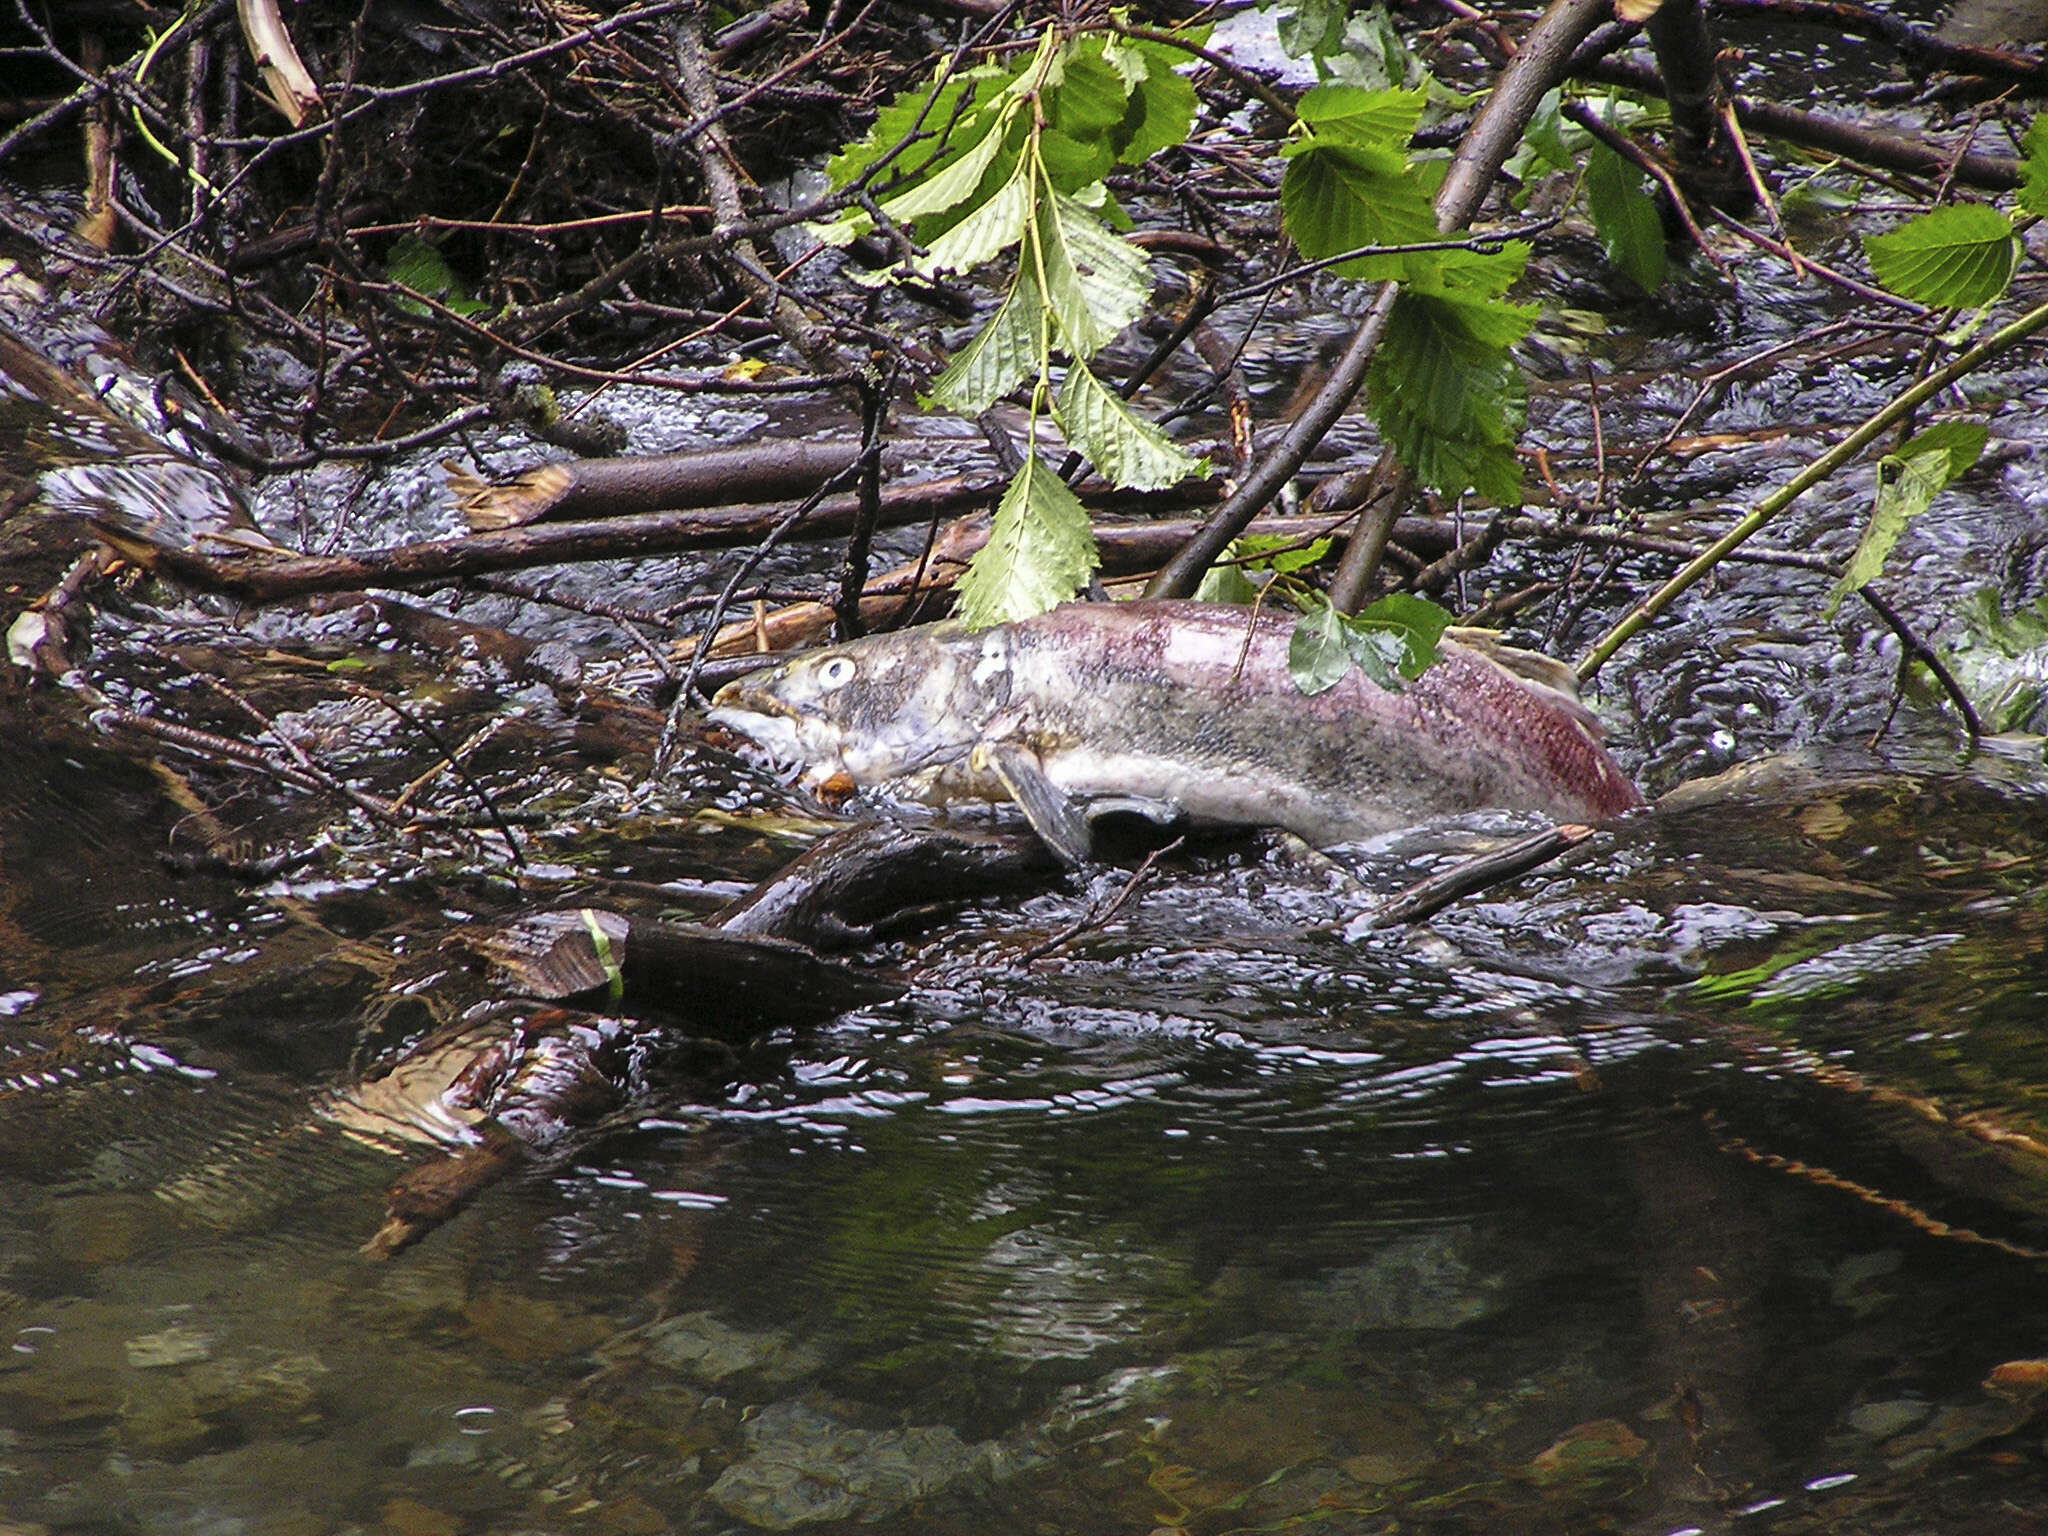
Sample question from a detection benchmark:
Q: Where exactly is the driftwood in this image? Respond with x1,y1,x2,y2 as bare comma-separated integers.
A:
95,468,1224,603
714,822,1060,949
1580,55,2022,190
449,440,931,529
454,907,906,1026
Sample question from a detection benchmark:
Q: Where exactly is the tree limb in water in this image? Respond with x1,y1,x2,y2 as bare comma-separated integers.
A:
1346,824,1596,934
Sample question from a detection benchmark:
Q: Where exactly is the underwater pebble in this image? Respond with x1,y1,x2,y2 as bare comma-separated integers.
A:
644,1310,823,1386
1847,1399,1932,1440
124,1323,215,1368
708,1399,1036,1530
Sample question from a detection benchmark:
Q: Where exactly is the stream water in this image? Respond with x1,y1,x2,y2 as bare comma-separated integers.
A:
6,56,2048,1536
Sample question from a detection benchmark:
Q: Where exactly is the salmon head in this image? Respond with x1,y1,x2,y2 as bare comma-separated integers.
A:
707,622,1014,795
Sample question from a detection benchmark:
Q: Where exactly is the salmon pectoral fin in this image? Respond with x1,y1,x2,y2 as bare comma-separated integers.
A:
977,738,1094,868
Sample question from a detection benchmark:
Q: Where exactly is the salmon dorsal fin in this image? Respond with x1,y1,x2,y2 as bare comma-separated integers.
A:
1444,627,1582,701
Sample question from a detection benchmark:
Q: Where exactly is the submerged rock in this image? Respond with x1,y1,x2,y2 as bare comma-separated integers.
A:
644,1310,824,1386
707,1399,1039,1529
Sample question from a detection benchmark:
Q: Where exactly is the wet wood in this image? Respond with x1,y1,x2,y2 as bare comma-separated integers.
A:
1349,823,1597,932
449,440,928,530
1644,0,1752,212
94,473,1224,603
236,0,322,126
455,907,906,1027
1579,55,2021,190
714,823,1060,950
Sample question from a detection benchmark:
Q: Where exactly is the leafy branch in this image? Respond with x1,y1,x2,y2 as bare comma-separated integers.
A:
816,26,1207,627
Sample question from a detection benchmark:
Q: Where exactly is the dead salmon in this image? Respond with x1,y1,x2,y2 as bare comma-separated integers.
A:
707,600,1642,864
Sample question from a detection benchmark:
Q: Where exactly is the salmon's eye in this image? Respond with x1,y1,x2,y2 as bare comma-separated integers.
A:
816,655,857,691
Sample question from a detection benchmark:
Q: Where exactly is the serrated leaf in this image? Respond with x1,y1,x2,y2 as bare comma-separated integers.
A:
1109,48,1197,164
1901,419,1988,476
1239,533,1332,574
1825,421,1990,616
1354,591,1450,679
878,99,1019,225
928,267,1045,414
2021,116,2048,219
952,454,1099,629
1289,598,1354,695
1296,84,1426,146
1584,143,1667,292
1052,362,1203,490
1038,127,1116,192
1373,288,1533,445
1864,204,2015,308
1280,141,1440,279
1368,288,1532,502
1436,240,1529,300
1048,50,1130,141
919,152,1032,274
828,71,980,189
1035,190,1151,358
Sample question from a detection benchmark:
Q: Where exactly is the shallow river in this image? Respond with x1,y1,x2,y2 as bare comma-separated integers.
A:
5,81,2048,1536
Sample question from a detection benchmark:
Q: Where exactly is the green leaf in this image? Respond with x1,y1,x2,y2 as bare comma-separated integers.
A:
1239,533,1332,574
1354,591,1450,679
877,100,1019,225
1036,189,1151,358
827,71,982,190
1287,591,1451,696
1584,143,1667,292
1436,241,1530,300
1193,553,1261,604
1037,127,1116,192
918,151,1032,274
952,454,1099,629
1825,421,1990,616
1295,84,1426,146
1276,0,1350,60
928,266,1044,414
386,234,489,317
1864,204,2015,308
1523,90,1576,176
2021,116,2048,219
1288,597,1354,695
1052,362,1204,491
1280,141,1440,279
1048,50,1130,142
1901,419,1989,477
1367,286,1534,502
1341,623,1407,690
1101,37,1197,164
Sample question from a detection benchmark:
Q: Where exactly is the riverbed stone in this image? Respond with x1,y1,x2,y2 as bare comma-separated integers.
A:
44,1194,162,1267
124,1323,216,1368
464,1287,611,1363
1281,1228,1505,1333
1847,1398,1933,1440
644,1311,823,1387
707,1399,1031,1529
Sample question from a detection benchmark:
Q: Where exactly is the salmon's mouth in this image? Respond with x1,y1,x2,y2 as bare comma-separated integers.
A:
706,688,812,771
